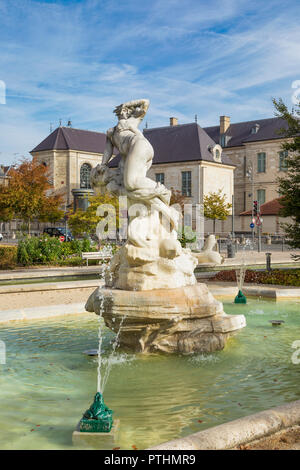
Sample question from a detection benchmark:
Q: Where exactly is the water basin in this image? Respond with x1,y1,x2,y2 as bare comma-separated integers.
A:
0,298,299,450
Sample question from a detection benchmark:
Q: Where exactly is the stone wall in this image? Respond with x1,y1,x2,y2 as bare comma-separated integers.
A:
223,138,288,215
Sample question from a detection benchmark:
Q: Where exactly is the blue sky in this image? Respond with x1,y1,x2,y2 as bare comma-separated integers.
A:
0,0,300,164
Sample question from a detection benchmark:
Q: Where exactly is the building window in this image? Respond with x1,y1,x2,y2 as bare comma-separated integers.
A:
257,152,266,173
257,189,265,206
279,150,288,171
80,163,92,189
155,173,165,185
182,171,192,197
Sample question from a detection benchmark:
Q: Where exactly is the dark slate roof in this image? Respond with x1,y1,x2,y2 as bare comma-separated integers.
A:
109,123,235,168
31,126,107,154
240,197,284,216
204,117,289,148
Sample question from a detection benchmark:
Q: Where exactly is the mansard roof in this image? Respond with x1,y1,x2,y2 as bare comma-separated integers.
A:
204,117,289,148
31,126,107,154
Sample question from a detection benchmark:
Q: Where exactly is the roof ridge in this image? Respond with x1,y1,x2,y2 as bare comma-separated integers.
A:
59,127,71,149
60,126,104,134
204,116,282,130
145,122,197,132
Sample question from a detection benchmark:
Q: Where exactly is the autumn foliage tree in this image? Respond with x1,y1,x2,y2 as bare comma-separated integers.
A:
203,189,232,233
0,158,64,233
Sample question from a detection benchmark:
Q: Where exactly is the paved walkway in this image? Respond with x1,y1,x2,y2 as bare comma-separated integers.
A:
0,265,100,280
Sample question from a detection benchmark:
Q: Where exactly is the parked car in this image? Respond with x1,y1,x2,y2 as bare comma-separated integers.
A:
0,233,3,242
43,227,73,242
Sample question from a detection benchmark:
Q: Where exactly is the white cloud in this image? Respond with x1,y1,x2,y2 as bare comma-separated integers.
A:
0,0,300,163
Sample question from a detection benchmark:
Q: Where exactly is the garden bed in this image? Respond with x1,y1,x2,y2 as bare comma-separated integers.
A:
211,268,300,287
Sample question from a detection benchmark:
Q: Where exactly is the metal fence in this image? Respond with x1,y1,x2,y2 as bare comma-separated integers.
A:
216,236,292,254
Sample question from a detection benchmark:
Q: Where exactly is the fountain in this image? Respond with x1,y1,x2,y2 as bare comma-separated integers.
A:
235,264,247,304
78,100,246,439
234,238,253,304
86,98,246,354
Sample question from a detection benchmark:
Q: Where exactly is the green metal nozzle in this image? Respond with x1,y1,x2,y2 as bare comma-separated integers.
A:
79,392,113,433
234,289,247,304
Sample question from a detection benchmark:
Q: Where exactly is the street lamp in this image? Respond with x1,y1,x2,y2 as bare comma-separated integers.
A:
246,163,255,244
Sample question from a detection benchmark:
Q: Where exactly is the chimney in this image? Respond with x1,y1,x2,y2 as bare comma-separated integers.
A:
170,117,178,126
220,115,230,134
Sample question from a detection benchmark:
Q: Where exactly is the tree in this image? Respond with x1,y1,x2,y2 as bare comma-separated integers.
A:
68,192,120,243
203,189,232,233
0,158,64,233
170,187,187,211
273,98,300,252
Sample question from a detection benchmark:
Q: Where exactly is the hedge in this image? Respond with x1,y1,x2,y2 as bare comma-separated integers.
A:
212,269,300,287
0,245,18,269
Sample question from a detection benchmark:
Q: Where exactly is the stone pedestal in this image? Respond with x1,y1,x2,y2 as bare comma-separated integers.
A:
72,419,120,449
85,284,246,354
71,188,94,211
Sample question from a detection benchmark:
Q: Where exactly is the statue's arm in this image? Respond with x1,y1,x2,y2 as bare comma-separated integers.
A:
123,99,149,117
101,137,114,166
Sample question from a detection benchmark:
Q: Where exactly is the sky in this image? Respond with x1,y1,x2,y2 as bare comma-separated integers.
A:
0,0,300,164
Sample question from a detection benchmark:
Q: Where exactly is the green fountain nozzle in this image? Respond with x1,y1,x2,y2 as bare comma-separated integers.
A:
234,289,247,304
79,392,113,433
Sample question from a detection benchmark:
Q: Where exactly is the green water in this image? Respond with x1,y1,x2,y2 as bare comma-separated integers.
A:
0,299,299,450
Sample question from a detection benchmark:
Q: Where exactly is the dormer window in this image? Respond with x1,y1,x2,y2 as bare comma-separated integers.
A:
219,134,231,147
208,144,223,163
251,124,260,134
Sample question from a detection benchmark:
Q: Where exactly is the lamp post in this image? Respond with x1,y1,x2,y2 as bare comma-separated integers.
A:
246,163,255,245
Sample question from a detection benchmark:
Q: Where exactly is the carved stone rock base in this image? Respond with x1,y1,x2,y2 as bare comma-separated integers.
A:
85,284,246,354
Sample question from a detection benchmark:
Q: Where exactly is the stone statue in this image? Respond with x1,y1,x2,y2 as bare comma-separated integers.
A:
194,234,224,265
86,100,246,354
91,99,197,290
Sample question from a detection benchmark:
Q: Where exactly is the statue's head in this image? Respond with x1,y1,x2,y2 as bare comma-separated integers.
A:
114,102,146,120
114,104,131,120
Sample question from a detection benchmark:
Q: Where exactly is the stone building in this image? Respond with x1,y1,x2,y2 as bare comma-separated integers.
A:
30,125,109,208
30,121,235,233
205,115,290,233
0,165,10,186
1,114,291,237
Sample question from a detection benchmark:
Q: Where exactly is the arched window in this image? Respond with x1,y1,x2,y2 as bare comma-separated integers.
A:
80,163,92,189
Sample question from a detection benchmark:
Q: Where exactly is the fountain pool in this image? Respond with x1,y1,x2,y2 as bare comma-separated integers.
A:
0,298,299,450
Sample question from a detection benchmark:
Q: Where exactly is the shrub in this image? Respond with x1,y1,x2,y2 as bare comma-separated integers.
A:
16,236,98,266
0,245,18,269
211,269,300,287
178,226,197,248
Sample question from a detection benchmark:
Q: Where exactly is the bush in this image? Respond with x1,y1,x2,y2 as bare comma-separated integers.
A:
0,246,18,269
16,236,98,266
178,226,197,248
211,269,300,287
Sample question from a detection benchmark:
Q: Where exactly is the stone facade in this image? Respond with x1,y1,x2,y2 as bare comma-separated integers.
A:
33,149,104,206
221,138,290,234
147,160,234,208
23,116,292,237
223,138,288,215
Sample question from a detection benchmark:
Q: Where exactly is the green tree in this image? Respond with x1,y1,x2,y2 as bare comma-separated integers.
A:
273,98,300,253
0,158,64,233
203,189,232,233
68,192,120,243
